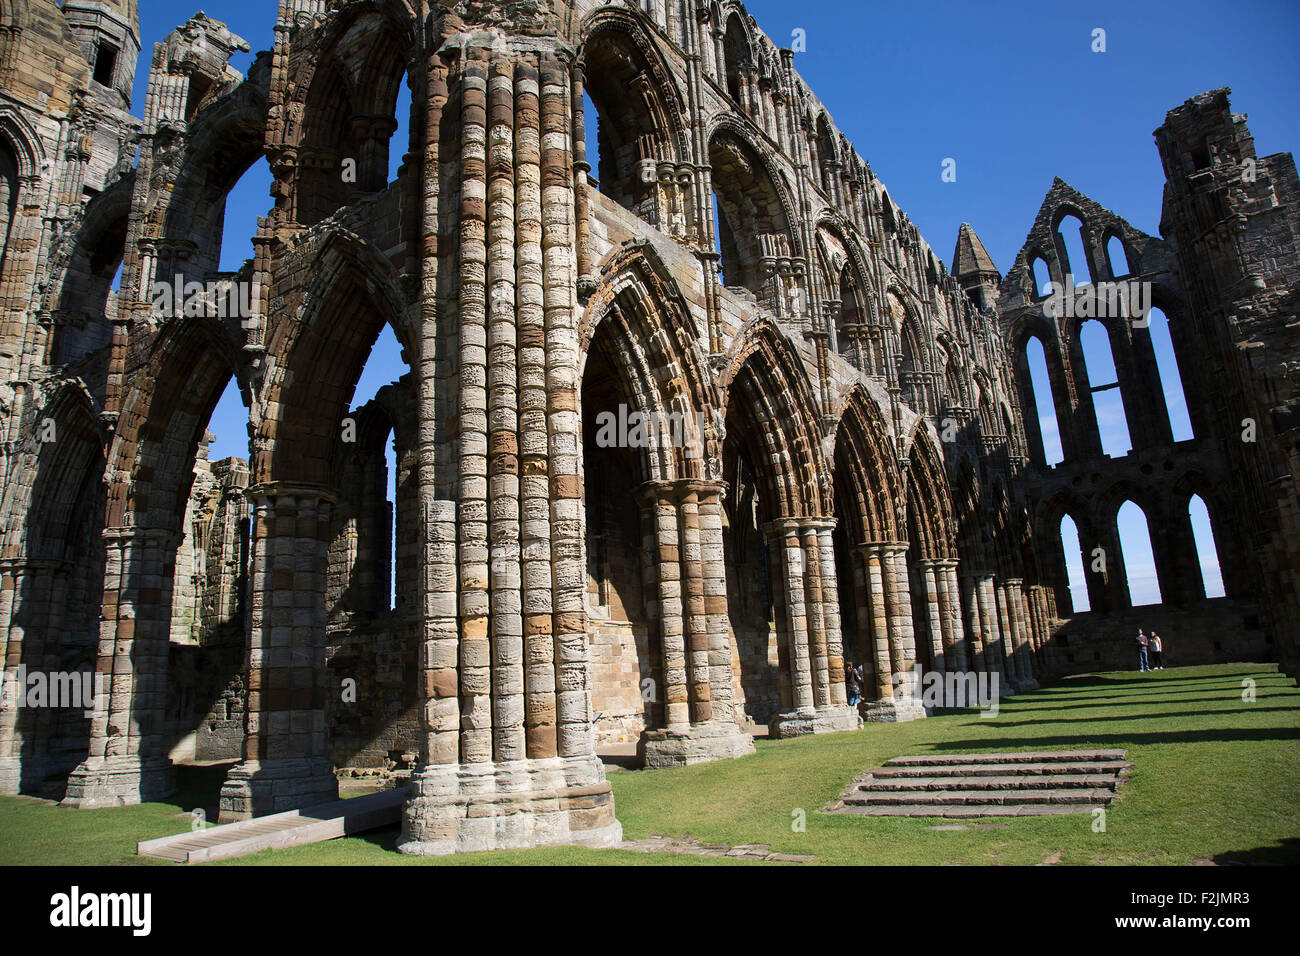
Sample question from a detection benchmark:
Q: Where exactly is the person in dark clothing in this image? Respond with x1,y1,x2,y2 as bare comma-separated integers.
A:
845,661,862,706
1137,629,1150,672
1149,632,1164,669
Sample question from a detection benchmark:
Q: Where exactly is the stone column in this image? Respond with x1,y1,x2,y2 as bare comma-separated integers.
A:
401,46,620,856
218,484,338,821
640,481,754,766
919,560,946,673
1003,580,1034,691
976,572,1013,697
814,520,849,708
0,559,72,795
767,519,859,736
937,561,968,673
960,572,983,673
860,544,924,722
62,528,179,807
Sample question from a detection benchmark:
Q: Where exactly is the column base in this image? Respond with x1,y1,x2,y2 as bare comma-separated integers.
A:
638,721,756,768
60,755,175,808
397,754,623,856
1013,677,1040,692
768,704,862,738
859,695,928,723
218,757,339,822
0,756,24,796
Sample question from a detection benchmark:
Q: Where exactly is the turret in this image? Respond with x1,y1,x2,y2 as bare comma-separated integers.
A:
61,0,141,108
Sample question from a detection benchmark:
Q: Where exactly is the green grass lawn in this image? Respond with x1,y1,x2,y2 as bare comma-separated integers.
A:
2,663,1297,865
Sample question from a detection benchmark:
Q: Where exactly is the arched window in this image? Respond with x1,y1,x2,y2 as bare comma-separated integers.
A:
1030,255,1051,297
388,69,411,186
346,323,406,613
709,131,792,308
1188,494,1225,599
815,114,837,196
1079,320,1131,457
0,136,17,276
1060,514,1089,613
723,16,750,107
219,158,273,272
1147,306,1194,442
1117,500,1161,606
1057,213,1092,285
582,28,673,224
1024,335,1064,466
837,264,862,357
1106,233,1131,278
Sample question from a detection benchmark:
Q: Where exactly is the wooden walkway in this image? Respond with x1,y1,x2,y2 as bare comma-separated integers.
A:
137,787,407,864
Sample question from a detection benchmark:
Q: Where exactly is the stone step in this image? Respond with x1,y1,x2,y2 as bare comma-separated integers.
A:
870,760,1131,779
835,804,1099,818
882,749,1126,767
137,787,406,864
843,787,1117,807
858,772,1120,792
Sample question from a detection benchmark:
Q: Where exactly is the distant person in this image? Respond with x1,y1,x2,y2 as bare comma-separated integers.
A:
1149,632,1164,670
1136,629,1150,672
845,661,862,706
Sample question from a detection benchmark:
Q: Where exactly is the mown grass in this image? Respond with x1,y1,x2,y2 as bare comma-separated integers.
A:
1,663,1296,865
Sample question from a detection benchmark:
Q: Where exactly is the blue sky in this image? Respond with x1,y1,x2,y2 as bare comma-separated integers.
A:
132,0,1291,608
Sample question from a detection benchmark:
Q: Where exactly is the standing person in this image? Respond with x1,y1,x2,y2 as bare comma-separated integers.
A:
845,661,862,706
1150,632,1163,670
1137,629,1150,672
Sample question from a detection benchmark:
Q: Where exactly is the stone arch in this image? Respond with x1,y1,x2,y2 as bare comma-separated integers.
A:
45,173,133,366
832,386,901,545
581,244,713,485
283,2,419,224
124,75,270,324
578,6,690,188
1007,315,1070,466
2,383,105,563
256,230,411,486
903,426,957,562
719,320,827,522
0,106,42,277
814,111,838,196
720,9,753,107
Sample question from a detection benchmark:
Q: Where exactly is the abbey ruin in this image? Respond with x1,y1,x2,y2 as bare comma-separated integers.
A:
0,0,1296,855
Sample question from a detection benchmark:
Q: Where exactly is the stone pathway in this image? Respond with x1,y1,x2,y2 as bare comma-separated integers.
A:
619,835,814,863
824,749,1131,818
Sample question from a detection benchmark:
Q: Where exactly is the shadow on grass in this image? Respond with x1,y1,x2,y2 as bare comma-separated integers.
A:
158,762,237,820
925,726,1300,749
982,706,1300,727
1211,837,1300,866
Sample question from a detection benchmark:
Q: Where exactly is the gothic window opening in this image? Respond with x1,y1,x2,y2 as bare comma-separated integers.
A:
1056,213,1092,286
1060,514,1089,613
1079,319,1132,457
1116,500,1162,607
1189,494,1226,599
1022,334,1064,466
1147,306,1195,442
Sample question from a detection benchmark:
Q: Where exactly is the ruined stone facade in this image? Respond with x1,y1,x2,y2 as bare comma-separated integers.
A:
0,0,1295,856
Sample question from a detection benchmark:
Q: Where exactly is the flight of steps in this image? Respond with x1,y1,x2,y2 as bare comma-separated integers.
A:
826,749,1131,818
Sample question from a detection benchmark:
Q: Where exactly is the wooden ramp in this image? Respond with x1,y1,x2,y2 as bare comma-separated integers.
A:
137,787,407,864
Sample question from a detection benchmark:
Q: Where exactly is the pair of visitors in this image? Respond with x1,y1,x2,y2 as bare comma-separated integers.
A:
1136,629,1150,672
1149,632,1164,669
845,662,862,706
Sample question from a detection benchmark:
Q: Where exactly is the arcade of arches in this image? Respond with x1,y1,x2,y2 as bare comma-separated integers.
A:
0,2,1296,857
